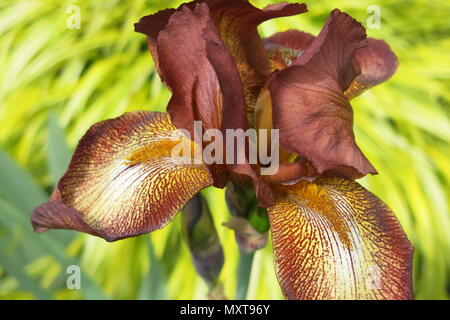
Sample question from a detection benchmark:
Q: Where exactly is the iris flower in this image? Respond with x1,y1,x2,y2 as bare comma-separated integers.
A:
31,0,413,300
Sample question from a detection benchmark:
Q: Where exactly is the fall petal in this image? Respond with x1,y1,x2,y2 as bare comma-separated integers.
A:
269,178,413,300
269,10,376,179
345,38,398,99
31,111,212,241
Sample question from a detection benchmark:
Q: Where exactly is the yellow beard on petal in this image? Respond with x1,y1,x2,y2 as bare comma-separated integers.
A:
126,140,180,164
344,80,368,99
125,137,200,166
277,180,352,249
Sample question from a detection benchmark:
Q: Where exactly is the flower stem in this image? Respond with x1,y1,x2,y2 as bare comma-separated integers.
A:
235,248,254,300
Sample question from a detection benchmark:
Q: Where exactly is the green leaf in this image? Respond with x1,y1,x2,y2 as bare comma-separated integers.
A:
138,240,167,300
235,249,254,300
47,113,71,185
0,198,108,300
0,249,53,300
0,149,47,213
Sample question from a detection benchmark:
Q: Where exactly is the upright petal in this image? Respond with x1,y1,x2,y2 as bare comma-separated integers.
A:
133,7,175,75
31,112,212,241
345,38,398,99
269,10,376,179
208,0,307,124
264,30,398,98
135,0,307,126
265,29,315,52
269,178,413,300
264,29,315,69
135,1,306,195
154,4,256,188
155,4,229,133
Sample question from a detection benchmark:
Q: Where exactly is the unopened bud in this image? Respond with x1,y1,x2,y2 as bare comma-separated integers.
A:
181,193,224,287
225,182,269,252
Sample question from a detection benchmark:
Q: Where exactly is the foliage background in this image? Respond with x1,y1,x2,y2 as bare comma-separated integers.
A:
0,0,449,300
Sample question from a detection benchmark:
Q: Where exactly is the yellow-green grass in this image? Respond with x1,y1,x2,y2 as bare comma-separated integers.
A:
0,0,448,299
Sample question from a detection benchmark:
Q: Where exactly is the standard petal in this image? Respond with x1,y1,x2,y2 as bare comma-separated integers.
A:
134,7,175,75
154,4,253,188
135,1,307,126
263,31,398,99
269,178,413,300
208,0,307,124
137,3,249,138
269,10,376,179
264,29,315,69
156,4,228,133
136,3,279,196
265,29,315,52
345,38,398,99
31,112,213,241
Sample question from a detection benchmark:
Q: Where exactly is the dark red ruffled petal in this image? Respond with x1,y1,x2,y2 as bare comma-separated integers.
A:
345,38,398,99
265,29,315,51
263,30,398,98
135,0,307,126
269,10,376,179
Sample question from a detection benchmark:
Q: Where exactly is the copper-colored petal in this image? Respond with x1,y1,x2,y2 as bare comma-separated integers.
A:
263,158,317,184
264,31,398,98
32,190,97,236
156,4,255,188
264,29,315,69
269,178,413,300
135,2,306,192
269,10,376,179
345,38,398,99
156,4,226,133
31,112,212,241
137,3,247,136
211,1,307,125
265,29,315,52
134,8,175,76
136,1,307,126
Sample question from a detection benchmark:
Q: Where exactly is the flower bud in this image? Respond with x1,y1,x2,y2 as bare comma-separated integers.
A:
224,182,269,253
181,193,224,287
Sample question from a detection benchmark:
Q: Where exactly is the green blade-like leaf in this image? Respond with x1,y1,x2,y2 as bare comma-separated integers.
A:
0,249,53,300
0,149,47,213
138,240,167,300
47,114,71,185
0,198,108,300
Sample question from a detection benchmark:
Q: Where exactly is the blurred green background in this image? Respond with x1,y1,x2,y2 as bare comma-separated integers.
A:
0,0,449,300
